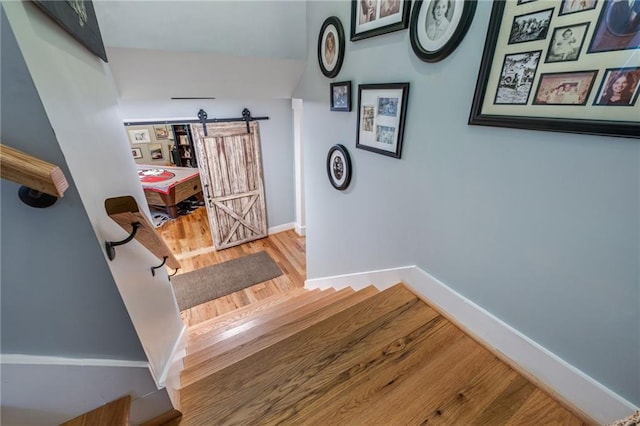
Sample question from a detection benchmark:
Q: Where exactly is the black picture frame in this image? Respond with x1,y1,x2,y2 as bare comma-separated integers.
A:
469,1,640,139
330,81,352,112
351,0,411,41
356,83,410,159
409,0,477,63
31,0,108,62
318,16,345,78
327,144,352,190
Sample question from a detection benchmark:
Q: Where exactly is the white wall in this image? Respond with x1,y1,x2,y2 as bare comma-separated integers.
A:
3,1,184,385
119,98,296,228
295,0,640,407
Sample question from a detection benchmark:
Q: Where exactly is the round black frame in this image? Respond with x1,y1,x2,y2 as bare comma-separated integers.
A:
326,144,352,191
318,16,345,78
409,0,477,63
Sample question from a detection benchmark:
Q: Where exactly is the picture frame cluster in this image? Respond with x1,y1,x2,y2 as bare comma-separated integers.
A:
469,0,640,138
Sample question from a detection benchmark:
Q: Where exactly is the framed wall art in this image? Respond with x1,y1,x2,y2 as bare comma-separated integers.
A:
356,83,410,159
469,1,640,138
153,125,169,140
149,144,164,160
131,147,143,159
31,0,108,62
331,81,352,112
410,0,477,62
318,16,345,78
351,0,411,41
128,129,151,144
327,144,352,190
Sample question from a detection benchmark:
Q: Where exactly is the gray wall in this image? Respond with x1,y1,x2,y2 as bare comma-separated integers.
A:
295,1,640,405
119,99,296,228
0,8,144,360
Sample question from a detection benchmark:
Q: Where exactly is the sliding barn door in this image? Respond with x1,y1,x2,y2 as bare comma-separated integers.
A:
191,121,267,250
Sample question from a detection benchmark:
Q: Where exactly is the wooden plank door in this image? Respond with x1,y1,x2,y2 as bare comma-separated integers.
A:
191,121,268,250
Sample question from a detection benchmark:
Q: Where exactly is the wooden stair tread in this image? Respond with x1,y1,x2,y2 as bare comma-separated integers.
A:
182,287,360,372
179,283,414,422
61,395,131,426
186,288,337,354
180,286,380,387
187,287,312,343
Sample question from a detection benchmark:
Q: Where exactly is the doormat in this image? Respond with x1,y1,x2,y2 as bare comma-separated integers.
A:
171,251,283,311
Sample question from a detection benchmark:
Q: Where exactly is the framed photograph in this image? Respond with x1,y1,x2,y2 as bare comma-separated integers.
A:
131,147,143,159
545,23,590,63
331,81,352,112
469,1,640,138
149,144,164,160
351,0,411,41
410,0,477,62
559,0,597,16
588,0,640,53
326,144,352,190
593,67,640,106
31,0,108,62
154,125,169,140
318,17,345,78
128,129,151,144
356,83,410,159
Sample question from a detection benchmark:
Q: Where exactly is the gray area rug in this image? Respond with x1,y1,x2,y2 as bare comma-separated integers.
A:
171,251,283,311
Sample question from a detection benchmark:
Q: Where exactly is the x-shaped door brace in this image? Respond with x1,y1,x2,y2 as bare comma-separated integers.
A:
213,194,264,245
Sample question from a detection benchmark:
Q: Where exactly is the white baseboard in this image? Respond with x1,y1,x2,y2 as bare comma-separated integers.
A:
156,323,187,388
0,354,149,368
295,223,306,236
305,266,639,425
268,222,295,235
305,265,413,291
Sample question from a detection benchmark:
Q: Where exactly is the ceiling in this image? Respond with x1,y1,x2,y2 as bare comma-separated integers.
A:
93,1,308,101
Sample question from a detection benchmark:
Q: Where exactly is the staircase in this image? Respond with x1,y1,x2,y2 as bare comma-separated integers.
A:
169,283,586,426
65,283,586,425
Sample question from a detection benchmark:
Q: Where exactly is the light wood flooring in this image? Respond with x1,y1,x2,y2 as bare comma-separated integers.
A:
158,206,306,326
158,207,590,425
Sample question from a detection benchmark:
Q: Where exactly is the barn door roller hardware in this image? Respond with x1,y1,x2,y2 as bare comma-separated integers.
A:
197,108,269,136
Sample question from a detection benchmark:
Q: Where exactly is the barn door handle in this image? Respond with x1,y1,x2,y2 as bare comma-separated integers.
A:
204,184,214,207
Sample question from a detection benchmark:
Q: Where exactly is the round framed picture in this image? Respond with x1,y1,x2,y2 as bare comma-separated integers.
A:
318,16,345,78
326,144,352,191
410,0,477,63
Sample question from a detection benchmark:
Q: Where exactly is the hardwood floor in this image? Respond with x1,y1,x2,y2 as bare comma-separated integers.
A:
157,206,306,326
158,207,589,425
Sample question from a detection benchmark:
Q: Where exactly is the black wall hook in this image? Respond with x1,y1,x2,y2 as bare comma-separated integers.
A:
151,256,168,276
105,222,142,261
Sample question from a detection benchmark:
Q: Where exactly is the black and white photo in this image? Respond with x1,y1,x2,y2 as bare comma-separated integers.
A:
326,144,352,190
508,8,554,44
409,0,476,62
494,51,542,104
545,23,590,62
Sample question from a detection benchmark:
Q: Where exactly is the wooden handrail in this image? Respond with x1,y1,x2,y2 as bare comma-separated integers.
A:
0,143,69,197
105,196,180,270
